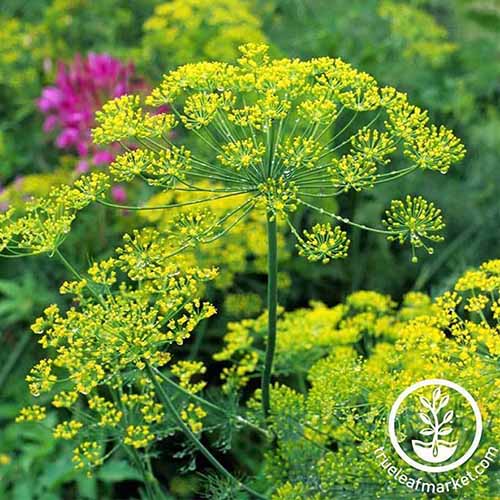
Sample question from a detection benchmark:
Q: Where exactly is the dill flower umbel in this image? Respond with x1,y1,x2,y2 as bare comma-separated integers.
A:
92,43,464,263
18,230,217,474
4,44,467,497
217,260,500,498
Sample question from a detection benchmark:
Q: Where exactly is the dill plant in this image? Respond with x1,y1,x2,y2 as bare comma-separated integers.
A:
91,42,463,416
0,43,466,496
219,260,499,498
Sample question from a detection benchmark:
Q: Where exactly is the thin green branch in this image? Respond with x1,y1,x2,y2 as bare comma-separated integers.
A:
146,364,267,499
96,191,253,211
298,199,395,235
262,212,278,419
152,367,270,438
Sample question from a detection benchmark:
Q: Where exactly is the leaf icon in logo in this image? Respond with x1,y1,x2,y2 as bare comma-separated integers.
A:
419,396,432,411
438,395,450,411
432,387,442,403
419,412,432,426
442,410,454,425
420,428,434,436
439,427,453,436
412,386,458,464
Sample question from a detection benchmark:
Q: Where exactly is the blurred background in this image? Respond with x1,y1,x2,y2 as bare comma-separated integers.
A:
0,0,498,498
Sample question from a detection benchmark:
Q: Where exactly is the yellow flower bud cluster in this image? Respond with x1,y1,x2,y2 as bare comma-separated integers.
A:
169,208,217,247
110,146,191,187
89,43,465,264
383,195,445,262
278,137,322,170
18,229,218,473
92,95,177,144
53,420,83,440
141,0,266,69
298,98,338,124
72,442,103,476
296,223,350,264
171,360,207,394
257,178,298,217
218,138,266,171
16,405,46,423
124,425,155,449
25,359,57,396
328,154,378,192
180,403,207,434
404,125,466,174
350,128,396,165
88,396,123,427
0,172,110,257
140,186,288,305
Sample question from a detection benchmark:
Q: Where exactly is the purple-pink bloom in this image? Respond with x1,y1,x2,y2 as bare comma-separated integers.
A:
37,53,145,171
111,185,128,204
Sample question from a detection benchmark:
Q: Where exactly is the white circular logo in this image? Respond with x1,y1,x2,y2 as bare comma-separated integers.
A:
388,379,482,473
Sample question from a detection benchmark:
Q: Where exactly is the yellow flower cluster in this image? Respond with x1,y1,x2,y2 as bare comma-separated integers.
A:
0,16,47,94
218,139,266,171
110,146,191,187
296,223,350,264
139,186,289,292
92,95,177,144
404,125,466,174
257,178,298,218
328,153,378,192
238,260,498,498
378,0,457,66
90,43,465,263
15,405,47,423
214,289,419,391
0,170,71,210
141,0,267,69
53,420,83,440
171,360,207,394
124,425,155,449
18,230,217,472
180,403,207,434
350,128,396,164
278,137,322,170
72,442,103,476
0,172,110,257
383,195,445,262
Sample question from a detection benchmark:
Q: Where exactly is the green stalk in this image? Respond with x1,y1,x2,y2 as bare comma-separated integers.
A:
261,213,278,419
146,364,267,500
152,366,270,438
124,446,158,500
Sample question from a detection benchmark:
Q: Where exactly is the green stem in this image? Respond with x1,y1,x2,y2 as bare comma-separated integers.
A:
152,367,270,438
125,446,157,500
262,213,278,419
146,364,267,499
54,248,83,281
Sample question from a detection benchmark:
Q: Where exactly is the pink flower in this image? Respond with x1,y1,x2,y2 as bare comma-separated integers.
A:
75,160,90,175
111,185,127,204
93,151,115,166
37,53,145,172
